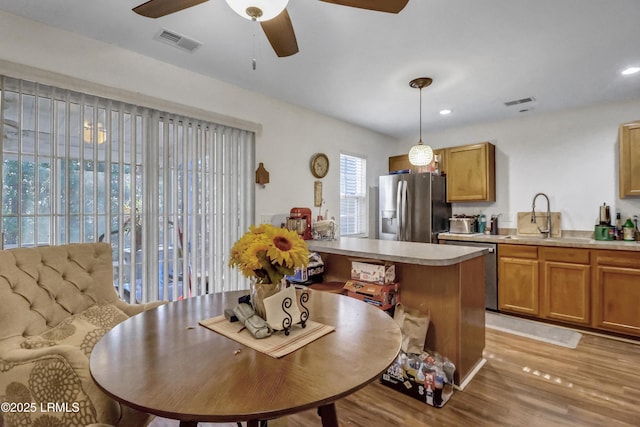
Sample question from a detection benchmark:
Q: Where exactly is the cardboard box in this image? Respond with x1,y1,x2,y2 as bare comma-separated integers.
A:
381,351,455,408
350,260,395,284
343,280,399,311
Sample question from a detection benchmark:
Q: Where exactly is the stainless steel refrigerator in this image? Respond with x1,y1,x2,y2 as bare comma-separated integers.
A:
378,173,451,243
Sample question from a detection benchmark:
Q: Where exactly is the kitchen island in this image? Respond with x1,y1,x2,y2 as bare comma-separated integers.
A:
307,238,488,387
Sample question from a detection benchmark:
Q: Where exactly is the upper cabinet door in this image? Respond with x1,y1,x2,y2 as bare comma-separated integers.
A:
388,149,445,174
445,142,496,202
619,120,640,198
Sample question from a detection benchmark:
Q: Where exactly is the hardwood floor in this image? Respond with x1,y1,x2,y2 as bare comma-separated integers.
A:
149,327,640,427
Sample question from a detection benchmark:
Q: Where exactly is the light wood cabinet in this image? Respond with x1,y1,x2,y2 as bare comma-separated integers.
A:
388,154,413,173
592,250,640,336
619,120,640,198
497,243,640,337
540,247,591,325
445,142,495,202
433,148,446,174
388,148,446,174
498,244,539,315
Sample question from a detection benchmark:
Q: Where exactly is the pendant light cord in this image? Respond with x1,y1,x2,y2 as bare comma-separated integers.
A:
419,87,423,143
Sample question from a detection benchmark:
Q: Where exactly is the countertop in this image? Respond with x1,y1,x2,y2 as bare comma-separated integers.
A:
307,237,487,266
438,232,640,252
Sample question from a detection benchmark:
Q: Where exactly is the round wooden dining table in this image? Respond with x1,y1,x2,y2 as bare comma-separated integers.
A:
90,290,402,427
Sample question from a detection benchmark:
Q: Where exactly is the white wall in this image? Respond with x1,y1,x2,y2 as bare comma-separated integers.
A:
4,11,639,236
0,11,395,230
396,99,640,232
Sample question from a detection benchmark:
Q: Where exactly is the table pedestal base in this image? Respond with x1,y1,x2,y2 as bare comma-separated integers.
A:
177,403,338,427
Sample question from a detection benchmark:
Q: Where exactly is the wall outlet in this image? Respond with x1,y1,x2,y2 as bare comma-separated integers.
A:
260,214,273,224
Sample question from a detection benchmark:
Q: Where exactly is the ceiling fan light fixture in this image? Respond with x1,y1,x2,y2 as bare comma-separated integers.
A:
408,77,434,166
225,0,289,21
84,121,107,145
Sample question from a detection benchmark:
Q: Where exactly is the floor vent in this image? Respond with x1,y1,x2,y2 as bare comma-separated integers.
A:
504,96,536,107
155,29,202,53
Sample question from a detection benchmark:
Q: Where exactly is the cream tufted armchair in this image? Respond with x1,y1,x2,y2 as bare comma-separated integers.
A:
0,243,166,427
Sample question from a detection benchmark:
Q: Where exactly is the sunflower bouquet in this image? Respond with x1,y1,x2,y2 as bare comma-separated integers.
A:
229,224,310,285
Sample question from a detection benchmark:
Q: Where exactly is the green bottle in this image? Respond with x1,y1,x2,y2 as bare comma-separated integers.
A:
623,218,635,241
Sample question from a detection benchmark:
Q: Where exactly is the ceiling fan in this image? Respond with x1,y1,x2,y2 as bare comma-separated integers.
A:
132,0,409,57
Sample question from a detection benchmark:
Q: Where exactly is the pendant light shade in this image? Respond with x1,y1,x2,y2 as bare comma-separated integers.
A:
408,77,434,166
225,0,289,21
408,141,433,166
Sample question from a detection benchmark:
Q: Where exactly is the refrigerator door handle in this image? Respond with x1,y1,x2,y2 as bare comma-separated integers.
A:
400,180,408,241
396,181,403,241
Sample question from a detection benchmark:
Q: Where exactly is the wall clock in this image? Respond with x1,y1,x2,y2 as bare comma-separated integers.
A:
310,153,329,178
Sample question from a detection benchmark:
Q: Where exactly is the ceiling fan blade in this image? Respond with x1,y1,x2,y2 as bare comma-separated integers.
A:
260,9,299,58
133,0,209,18
319,0,409,13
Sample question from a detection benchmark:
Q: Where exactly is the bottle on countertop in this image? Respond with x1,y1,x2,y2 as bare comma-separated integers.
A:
478,214,487,233
623,218,635,241
615,211,622,240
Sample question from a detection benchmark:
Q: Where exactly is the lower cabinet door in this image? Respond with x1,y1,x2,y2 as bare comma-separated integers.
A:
593,265,640,336
498,257,539,315
542,261,590,325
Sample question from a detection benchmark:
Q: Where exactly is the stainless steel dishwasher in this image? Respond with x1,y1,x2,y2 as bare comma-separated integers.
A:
444,240,498,311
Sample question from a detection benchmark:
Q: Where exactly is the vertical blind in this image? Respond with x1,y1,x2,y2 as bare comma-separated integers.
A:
0,75,254,302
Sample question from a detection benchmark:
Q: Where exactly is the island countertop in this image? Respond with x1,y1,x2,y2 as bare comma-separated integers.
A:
307,237,487,266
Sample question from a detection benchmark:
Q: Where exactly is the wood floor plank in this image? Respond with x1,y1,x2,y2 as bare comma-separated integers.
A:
149,326,640,427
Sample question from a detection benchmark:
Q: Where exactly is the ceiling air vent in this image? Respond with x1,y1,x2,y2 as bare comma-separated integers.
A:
155,29,202,53
504,96,536,107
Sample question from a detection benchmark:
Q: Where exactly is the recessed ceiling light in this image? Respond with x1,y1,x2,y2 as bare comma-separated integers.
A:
439,109,452,115
621,66,640,75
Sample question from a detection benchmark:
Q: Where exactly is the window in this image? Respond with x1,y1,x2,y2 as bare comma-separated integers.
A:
339,153,367,236
0,76,254,302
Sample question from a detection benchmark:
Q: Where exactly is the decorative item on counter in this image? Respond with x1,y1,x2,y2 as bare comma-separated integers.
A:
229,223,309,319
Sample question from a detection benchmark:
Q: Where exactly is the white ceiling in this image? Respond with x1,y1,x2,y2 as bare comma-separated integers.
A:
1,0,639,139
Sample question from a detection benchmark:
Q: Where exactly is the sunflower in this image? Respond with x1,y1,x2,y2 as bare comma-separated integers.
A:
265,226,309,270
229,223,310,284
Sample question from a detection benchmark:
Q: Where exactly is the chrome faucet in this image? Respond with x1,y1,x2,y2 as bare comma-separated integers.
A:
531,192,552,238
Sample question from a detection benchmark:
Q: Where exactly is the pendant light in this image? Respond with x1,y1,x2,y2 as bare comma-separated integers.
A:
408,77,434,166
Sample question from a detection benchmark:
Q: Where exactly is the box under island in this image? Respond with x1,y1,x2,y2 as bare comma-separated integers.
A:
307,237,487,387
